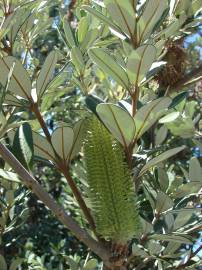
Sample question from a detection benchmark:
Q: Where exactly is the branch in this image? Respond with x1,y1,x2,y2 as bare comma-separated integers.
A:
175,245,202,270
170,64,202,91
31,103,52,143
31,103,96,232
60,164,96,232
0,142,111,266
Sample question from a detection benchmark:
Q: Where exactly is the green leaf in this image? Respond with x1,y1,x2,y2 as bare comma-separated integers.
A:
127,44,156,85
12,123,34,170
159,112,180,124
5,190,14,205
173,182,202,198
173,211,193,231
69,120,86,161
0,13,14,41
139,217,153,235
66,257,78,270
77,16,89,43
0,169,20,183
88,48,129,89
80,28,99,52
157,168,169,192
104,0,136,38
155,125,168,145
0,255,7,270
83,259,97,270
166,116,195,139
36,51,58,97
33,132,55,161
163,242,181,256
192,0,202,14
71,46,85,73
134,97,172,139
82,5,122,34
7,9,30,44
169,91,188,109
189,157,202,182
132,244,148,258
97,103,136,146
63,18,76,49
137,0,167,43
0,57,31,99
9,258,23,270
139,146,186,177
85,94,104,115
155,191,173,213
149,234,193,244
148,241,163,255
51,126,74,161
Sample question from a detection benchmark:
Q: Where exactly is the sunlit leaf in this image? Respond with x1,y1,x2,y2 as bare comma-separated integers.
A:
80,28,99,52
77,16,89,44
83,259,97,270
149,234,193,244
0,57,31,99
85,94,104,115
104,0,136,38
173,182,202,198
155,125,168,145
189,157,202,182
69,120,86,161
134,97,172,139
157,168,169,192
83,5,122,34
7,8,30,44
169,91,188,109
36,51,58,97
51,126,74,161
159,112,180,123
155,191,173,213
132,244,148,258
0,169,21,183
137,0,167,43
97,103,136,146
63,17,76,49
33,132,55,161
71,46,85,73
12,123,34,170
89,48,129,88
127,44,156,85
173,211,193,230
139,146,186,177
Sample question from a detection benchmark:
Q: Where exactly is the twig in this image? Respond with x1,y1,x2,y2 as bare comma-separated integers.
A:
175,245,202,270
31,102,96,232
131,86,140,117
185,224,202,234
170,64,202,92
0,142,111,266
31,103,52,143
60,164,96,232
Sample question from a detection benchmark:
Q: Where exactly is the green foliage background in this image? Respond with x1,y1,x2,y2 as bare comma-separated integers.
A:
0,0,202,269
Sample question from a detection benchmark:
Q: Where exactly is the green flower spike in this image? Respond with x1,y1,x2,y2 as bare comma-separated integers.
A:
84,116,140,244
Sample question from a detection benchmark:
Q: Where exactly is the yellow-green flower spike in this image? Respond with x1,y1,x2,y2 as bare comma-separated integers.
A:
84,116,140,244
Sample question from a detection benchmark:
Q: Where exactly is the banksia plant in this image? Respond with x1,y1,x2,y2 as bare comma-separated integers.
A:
84,116,139,244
